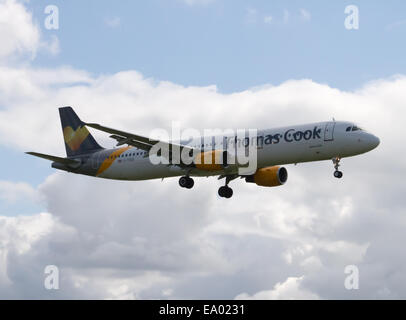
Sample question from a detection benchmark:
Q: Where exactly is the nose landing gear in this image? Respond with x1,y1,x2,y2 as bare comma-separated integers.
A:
332,157,343,179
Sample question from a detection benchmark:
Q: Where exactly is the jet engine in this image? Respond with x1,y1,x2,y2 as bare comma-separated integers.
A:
245,166,288,187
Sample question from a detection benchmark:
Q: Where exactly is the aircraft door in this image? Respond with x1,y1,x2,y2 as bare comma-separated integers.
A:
324,122,336,141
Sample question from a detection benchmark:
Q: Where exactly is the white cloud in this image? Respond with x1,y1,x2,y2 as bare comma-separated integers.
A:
0,180,39,204
0,213,53,288
248,8,311,27
0,0,40,60
264,9,311,26
300,9,311,21
105,17,121,28
235,277,320,300
244,8,258,25
0,0,58,62
180,0,215,6
0,213,54,254
264,15,273,24
42,35,60,55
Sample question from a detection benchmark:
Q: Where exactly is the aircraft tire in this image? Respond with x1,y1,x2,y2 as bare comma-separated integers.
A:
219,186,233,198
186,177,194,189
179,176,189,188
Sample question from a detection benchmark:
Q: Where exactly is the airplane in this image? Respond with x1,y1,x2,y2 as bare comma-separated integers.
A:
27,107,380,198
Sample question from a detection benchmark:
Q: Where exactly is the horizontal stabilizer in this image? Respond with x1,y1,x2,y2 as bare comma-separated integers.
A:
26,152,81,167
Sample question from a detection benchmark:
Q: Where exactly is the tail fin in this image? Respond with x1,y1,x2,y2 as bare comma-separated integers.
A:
59,106,103,157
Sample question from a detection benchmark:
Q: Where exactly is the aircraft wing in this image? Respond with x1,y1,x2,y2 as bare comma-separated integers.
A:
85,122,195,160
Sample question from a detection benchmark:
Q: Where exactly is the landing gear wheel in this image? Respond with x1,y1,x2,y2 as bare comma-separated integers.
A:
218,186,226,197
179,176,194,189
332,157,343,179
185,177,194,189
225,187,233,198
218,186,233,198
179,176,188,188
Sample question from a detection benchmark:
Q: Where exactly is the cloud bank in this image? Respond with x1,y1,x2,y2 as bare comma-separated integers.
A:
0,64,405,299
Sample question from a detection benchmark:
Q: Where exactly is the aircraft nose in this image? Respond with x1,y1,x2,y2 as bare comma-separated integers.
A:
368,134,380,150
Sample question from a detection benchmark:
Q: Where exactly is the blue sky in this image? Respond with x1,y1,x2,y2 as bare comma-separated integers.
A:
2,0,406,215
28,0,406,92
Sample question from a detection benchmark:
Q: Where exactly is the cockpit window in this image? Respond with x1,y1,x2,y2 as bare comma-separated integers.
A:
346,125,364,132
352,125,363,131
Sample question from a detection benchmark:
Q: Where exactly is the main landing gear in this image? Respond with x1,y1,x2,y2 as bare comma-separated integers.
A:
218,186,233,199
179,174,235,198
332,157,343,179
218,176,234,199
179,176,194,189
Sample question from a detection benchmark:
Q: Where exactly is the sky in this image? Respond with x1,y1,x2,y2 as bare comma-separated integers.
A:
25,0,406,91
0,0,405,299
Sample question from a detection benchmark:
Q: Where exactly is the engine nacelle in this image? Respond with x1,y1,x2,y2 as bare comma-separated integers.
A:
245,166,288,187
194,150,229,171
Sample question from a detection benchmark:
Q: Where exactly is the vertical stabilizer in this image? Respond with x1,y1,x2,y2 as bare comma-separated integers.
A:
59,106,103,157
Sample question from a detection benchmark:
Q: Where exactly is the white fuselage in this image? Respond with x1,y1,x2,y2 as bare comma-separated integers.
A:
89,121,380,181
